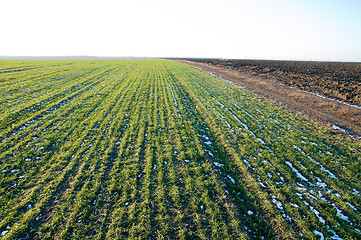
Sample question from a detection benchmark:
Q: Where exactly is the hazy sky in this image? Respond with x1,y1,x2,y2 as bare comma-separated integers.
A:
1,0,361,61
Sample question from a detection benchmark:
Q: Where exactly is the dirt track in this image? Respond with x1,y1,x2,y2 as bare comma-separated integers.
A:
177,60,361,140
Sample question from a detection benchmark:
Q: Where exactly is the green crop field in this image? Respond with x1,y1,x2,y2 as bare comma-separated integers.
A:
0,60,360,239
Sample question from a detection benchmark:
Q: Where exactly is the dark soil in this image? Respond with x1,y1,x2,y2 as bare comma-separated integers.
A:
176,59,361,139
186,59,361,106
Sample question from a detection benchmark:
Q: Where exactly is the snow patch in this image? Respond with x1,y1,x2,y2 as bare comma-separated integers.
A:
330,229,343,240
272,196,283,210
213,162,224,167
333,204,350,223
285,161,309,182
345,202,357,211
313,230,325,240
228,175,235,184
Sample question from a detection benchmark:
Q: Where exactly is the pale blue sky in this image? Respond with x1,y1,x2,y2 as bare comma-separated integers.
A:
1,0,360,61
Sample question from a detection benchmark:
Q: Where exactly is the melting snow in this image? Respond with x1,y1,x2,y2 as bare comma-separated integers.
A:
308,156,316,163
293,145,305,154
330,229,343,240
168,83,178,107
285,161,309,182
345,202,357,211
316,177,327,188
228,175,235,184
205,149,214,157
309,204,326,224
272,196,283,210
319,165,337,179
214,98,225,108
308,193,318,201
313,230,325,240
332,124,347,134
333,204,350,223
264,160,275,169
290,203,300,208
213,162,224,167
326,151,333,156
352,189,360,196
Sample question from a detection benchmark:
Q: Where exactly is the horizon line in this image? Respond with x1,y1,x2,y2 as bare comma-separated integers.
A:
0,55,360,63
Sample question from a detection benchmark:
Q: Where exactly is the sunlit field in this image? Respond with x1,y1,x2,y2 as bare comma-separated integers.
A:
0,60,360,239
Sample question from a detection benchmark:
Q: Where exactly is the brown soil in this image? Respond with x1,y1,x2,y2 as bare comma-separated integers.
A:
188,59,361,106
176,60,361,139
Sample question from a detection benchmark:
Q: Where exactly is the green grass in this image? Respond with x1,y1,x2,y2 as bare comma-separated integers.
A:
0,60,360,239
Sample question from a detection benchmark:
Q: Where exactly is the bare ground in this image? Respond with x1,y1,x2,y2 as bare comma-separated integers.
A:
177,60,361,140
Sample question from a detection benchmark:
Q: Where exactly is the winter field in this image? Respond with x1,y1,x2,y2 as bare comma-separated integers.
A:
0,60,360,239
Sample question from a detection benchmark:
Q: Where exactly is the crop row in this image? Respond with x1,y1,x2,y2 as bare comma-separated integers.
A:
0,60,360,239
